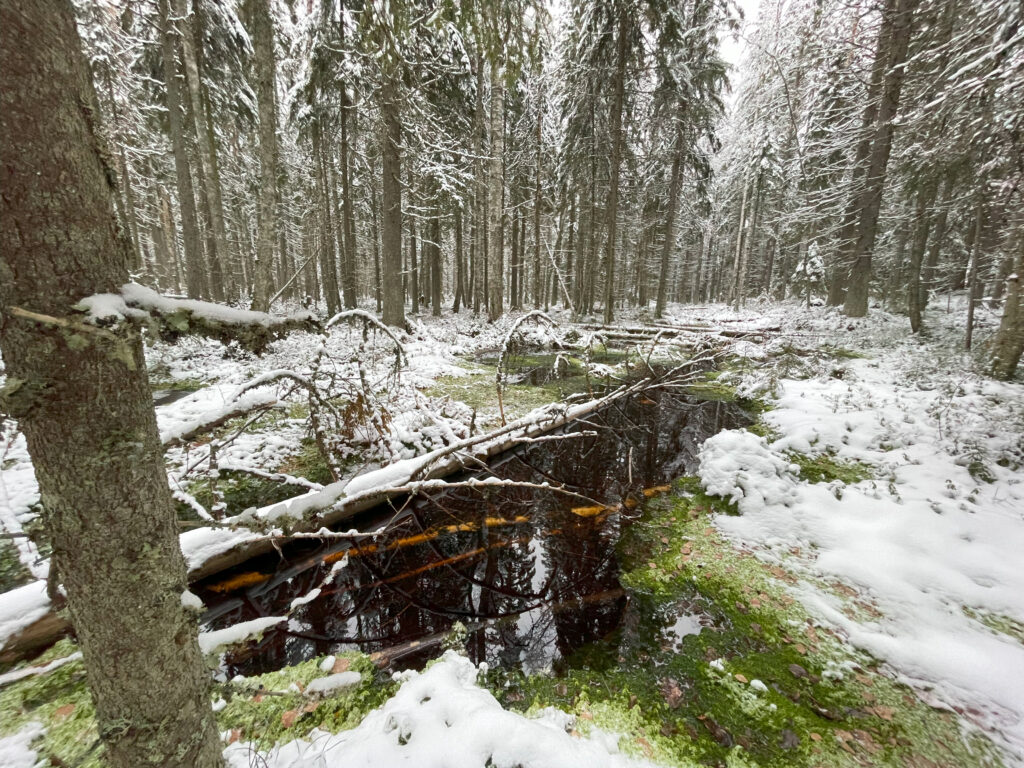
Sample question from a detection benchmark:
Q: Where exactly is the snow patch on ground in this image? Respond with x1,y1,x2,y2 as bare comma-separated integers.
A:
698,429,801,514
690,301,1024,759
0,721,45,768
223,651,659,768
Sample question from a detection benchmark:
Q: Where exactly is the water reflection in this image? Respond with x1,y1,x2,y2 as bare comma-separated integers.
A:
195,389,745,677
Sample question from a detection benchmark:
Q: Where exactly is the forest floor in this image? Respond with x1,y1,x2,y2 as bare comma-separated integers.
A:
1,295,1022,768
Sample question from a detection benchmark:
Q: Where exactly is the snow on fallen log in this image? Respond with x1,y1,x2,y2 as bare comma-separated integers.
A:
197,615,288,655
77,282,319,353
183,373,659,582
160,389,282,447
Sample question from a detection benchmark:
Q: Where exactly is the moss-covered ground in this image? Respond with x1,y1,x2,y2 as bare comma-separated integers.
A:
0,640,393,766
425,348,636,422
482,482,1004,767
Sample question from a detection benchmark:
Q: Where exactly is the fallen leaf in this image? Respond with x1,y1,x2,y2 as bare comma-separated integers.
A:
281,710,299,728
660,678,684,709
332,657,352,674
810,732,822,742
870,705,894,721
53,704,75,720
637,736,655,758
734,674,748,683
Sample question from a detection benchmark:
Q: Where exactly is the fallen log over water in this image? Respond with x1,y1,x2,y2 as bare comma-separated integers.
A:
1,360,710,664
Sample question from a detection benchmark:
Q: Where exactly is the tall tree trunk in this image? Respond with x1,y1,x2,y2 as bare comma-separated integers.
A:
472,53,486,315
370,161,383,313
487,58,505,322
0,2,223,766
602,3,629,324
989,219,1024,379
565,194,576,310
453,206,465,312
409,190,419,314
176,0,228,302
533,92,543,308
510,188,520,309
656,120,685,318
731,179,749,309
312,120,341,316
843,0,919,317
339,105,357,309
965,195,986,351
160,0,207,299
907,184,935,333
430,211,442,316
249,0,277,312
381,84,405,327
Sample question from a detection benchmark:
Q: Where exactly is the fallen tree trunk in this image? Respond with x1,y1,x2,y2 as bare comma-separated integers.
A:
576,321,780,340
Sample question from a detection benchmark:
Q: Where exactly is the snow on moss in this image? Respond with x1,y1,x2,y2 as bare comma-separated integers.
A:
224,651,660,768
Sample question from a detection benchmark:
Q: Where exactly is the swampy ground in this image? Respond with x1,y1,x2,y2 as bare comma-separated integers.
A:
1,301,1021,768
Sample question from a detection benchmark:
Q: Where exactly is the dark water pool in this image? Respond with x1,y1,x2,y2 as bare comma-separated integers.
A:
194,388,747,677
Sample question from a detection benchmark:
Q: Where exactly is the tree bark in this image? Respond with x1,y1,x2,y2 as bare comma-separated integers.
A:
842,0,919,317
656,119,685,319
487,58,505,322
907,183,935,333
339,105,358,309
533,91,543,308
989,222,1024,379
602,3,629,324
430,212,442,316
453,206,465,312
0,2,223,766
312,120,341,316
381,84,405,327
176,0,228,302
160,0,208,299
249,0,278,312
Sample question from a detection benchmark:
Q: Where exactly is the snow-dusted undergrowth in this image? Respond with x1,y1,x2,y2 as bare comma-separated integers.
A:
688,298,1024,760
223,651,657,768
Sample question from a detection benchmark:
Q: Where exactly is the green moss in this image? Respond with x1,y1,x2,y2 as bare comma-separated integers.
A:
821,346,868,360
215,653,394,747
148,376,206,392
788,452,873,485
967,459,996,484
684,380,739,402
483,486,1004,768
175,439,336,521
0,645,100,767
426,357,597,421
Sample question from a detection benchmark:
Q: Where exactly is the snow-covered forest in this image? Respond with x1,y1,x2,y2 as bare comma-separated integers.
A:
0,0,1022,766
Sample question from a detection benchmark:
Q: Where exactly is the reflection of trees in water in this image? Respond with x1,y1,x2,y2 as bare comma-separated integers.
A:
208,392,745,677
